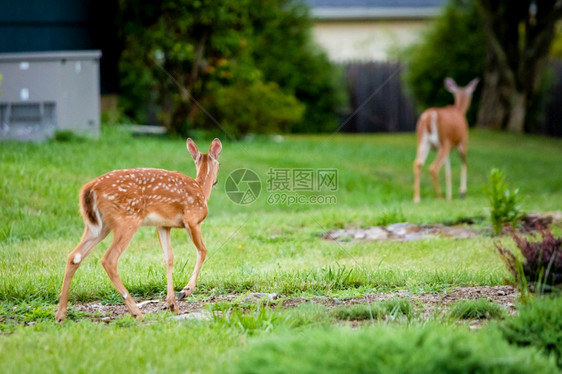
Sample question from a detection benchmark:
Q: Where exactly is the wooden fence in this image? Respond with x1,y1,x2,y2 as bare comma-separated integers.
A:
340,61,417,133
341,60,562,137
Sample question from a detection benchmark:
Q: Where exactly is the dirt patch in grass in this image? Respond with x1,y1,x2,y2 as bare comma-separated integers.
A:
322,223,478,242
322,212,561,242
72,285,517,322
278,285,517,319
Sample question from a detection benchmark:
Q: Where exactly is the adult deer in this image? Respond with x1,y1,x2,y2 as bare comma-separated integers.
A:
55,138,222,323
413,77,479,203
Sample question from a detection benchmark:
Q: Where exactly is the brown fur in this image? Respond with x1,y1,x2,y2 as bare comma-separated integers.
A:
413,78,478,202
55,138,222,323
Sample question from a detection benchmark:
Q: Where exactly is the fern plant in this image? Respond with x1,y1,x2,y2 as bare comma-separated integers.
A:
486,168,523,235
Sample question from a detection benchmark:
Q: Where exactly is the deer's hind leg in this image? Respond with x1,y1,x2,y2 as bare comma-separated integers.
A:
413,132,431,203
429,142,451,199
157,227,179,313
56,224,110,323
100,221,143,319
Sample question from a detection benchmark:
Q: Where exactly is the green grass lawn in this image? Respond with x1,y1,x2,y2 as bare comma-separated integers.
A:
0,128,561,373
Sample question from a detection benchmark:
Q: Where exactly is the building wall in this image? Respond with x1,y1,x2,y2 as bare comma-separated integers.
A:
0,0,120,94
312,19,431,61
0,51,101,141
58,58,100,133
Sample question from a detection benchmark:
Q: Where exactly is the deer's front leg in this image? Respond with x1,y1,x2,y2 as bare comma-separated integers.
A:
157,227,179,313
178,223,207,300
458,144,468,198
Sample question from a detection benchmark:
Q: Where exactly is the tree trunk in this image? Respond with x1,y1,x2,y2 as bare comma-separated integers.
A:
476,0,562,133
477,53,506,130
477,1,521,131
507,92,526,132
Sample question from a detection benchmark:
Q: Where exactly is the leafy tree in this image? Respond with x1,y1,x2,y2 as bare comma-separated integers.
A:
119,0,253,134
477,0,562,133
403,0,485,125
248,1,344,132
118,0,343,136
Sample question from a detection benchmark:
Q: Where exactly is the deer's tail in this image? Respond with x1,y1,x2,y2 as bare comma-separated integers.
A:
80,183,102,235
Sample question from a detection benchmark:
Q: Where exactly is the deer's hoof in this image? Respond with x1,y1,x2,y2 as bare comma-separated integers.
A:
168,302,180,313
133,312,145,321
178,287,192,301
55,309,66,324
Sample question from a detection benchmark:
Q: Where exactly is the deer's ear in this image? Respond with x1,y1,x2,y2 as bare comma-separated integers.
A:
444,77,458,93
466,78,480,94
209,138,222,160
186,138,200,160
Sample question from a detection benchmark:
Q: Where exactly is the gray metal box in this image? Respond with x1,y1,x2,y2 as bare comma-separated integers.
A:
0,50,102,141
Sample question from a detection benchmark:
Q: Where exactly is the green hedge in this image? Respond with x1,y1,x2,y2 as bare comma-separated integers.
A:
208,81,305,139
228,324,557,374
403,0,485,124
501,297,562,368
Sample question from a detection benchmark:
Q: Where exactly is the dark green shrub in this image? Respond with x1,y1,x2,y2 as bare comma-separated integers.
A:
249,1,345,133
211,81,305,138
228,324,558,374
118,0,343,136
501,296,562,368
403,0,485,124
448,299,506,320
486,168,524,235
119,0,257,135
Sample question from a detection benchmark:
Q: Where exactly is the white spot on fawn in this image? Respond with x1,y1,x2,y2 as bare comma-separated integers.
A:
123,293,128,299
73,254,82,264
